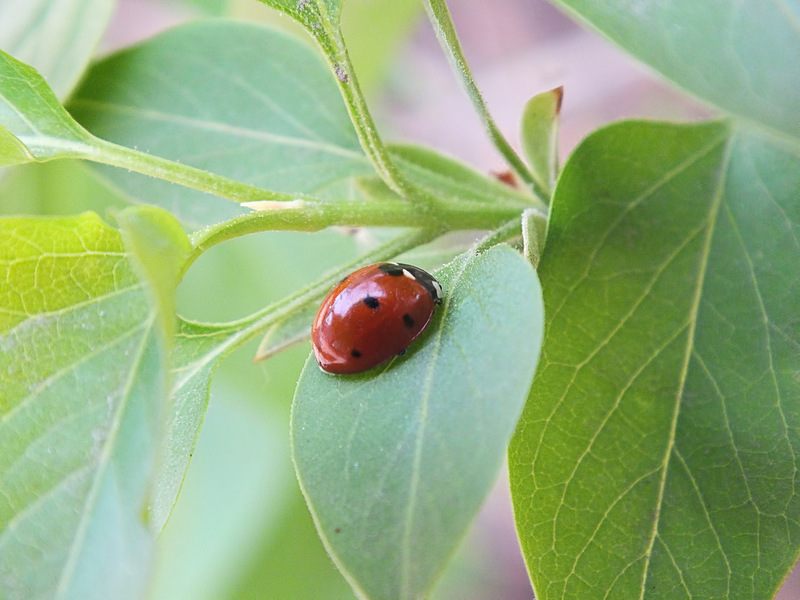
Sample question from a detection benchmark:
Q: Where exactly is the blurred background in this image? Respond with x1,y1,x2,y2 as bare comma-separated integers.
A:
6,0,799,597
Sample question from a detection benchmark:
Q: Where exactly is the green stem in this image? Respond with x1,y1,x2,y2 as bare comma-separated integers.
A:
186,198,525,271
81,137,301,203
311,15,441,208
423,0,549,202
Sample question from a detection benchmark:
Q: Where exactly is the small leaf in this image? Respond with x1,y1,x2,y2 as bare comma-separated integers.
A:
0,0,116,100
117,206,193,340
0,125,33,167
509,120,800,599
147,319,244,532
0,213,167,600
390,144,535,207
355,143,535,207
521,87,563,198
292,245,544,600
0,49,95,161
521,208,547,269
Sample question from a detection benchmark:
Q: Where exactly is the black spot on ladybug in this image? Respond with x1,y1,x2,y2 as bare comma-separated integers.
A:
351,349,362,358
403,313,415,328
363,295,380,309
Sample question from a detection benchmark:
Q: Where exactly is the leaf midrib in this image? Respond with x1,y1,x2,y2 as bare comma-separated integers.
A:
638,134,733,599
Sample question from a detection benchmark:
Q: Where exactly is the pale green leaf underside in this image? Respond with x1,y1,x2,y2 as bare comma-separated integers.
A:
0,214,165,600
551,0,800,139
293,245,544,600
0,0,116,100
68,20,371,227
510,121,800,599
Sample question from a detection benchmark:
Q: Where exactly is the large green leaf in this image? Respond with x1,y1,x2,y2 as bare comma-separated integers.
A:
68,20,373,227
293,245,544,600
509,120,800,599
549,0,800,139
0,213,170,600
0,0,116,100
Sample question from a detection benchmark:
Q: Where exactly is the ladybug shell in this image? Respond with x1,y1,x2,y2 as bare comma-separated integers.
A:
311,263,443,375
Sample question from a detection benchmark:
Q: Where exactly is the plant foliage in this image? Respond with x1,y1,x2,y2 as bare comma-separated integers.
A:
0,0,798,599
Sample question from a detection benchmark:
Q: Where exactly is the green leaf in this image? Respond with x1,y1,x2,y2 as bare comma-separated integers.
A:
0,48,95,161
254,304,316,363
0,125,33,167
0,0,116,99
0,213,167,600
550,0,800,139
521,87,563,198
509,120,800,599
68,20,373,227
293,245,544,600
117,206,192,340
521,208,547,269
355,144,536,208
147,319,243,532
391,144,536,207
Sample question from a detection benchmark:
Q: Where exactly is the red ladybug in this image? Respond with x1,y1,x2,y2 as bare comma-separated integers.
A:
312,262,443,374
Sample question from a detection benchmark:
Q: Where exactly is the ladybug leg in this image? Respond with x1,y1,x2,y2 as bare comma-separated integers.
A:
397,348,407,357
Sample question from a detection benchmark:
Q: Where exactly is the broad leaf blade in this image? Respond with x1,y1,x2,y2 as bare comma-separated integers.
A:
0,213,167,600
549,0,800,139
68,20,373,227
0,0,116,100
0,49,95,160
509,120,800,599
293,245,544,600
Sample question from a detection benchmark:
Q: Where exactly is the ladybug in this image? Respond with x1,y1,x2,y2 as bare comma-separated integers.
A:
311,262,443,374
